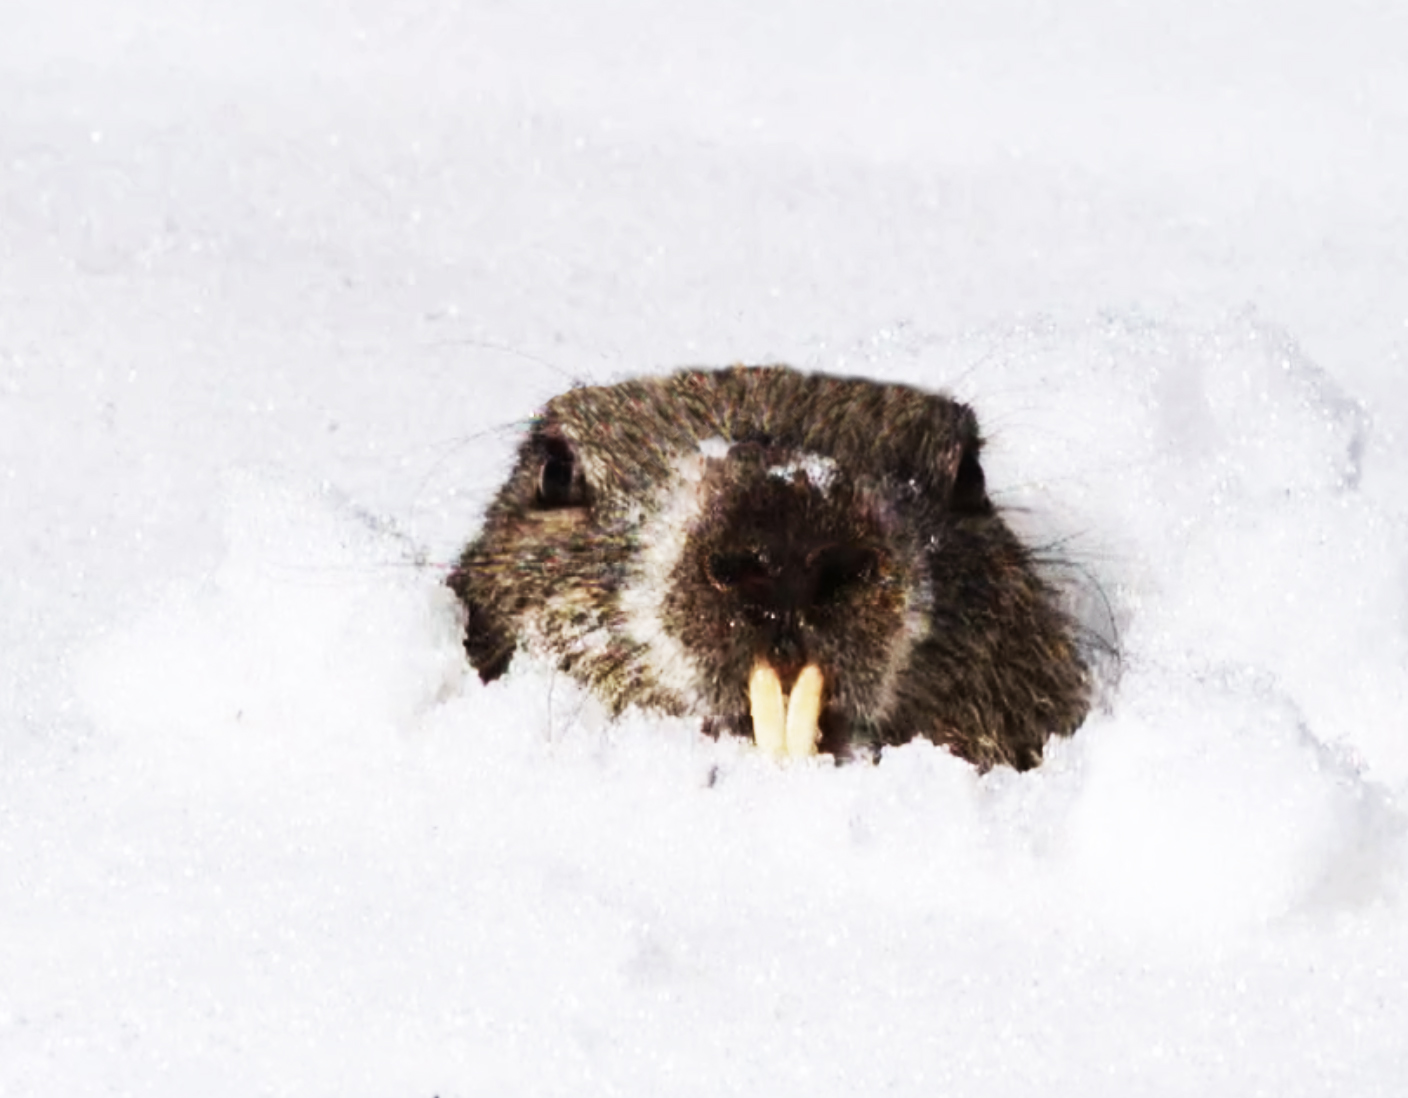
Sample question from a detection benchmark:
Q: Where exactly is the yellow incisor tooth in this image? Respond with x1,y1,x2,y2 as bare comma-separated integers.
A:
749,661,825,760
784,664,824,758
749,662,787,759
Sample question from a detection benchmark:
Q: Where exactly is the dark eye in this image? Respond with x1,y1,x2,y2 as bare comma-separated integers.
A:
949,442,991,515
535,436,588,509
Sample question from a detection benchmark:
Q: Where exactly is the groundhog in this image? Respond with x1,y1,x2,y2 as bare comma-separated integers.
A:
448,365,1091,769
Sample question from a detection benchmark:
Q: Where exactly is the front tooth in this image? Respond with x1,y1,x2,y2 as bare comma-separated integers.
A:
784,664,824,758
749,662,787,758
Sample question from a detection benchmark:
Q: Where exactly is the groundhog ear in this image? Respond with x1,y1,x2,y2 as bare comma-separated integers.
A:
941,407,992,516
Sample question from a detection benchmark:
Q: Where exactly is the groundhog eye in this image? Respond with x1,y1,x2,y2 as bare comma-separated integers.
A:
949,443,990,515
535,436,586,509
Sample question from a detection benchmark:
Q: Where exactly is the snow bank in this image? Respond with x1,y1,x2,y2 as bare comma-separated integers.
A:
6,0,1408,1093
14,328,1398,1091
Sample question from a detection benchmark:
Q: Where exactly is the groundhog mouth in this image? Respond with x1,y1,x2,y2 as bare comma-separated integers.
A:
748,660,825,759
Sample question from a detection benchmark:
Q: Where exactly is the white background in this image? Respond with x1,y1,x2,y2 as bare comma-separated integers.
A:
3,1,1407,1093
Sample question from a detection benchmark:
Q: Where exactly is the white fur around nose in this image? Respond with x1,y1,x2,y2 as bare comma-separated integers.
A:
618,453,711,708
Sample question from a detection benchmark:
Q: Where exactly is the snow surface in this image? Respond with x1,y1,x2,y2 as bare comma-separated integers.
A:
4,1,1408,1094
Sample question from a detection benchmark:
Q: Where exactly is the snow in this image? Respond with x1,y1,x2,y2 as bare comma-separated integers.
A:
3,0,1408,1093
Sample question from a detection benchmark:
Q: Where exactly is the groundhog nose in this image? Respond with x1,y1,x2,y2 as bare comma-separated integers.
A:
705,543,879,613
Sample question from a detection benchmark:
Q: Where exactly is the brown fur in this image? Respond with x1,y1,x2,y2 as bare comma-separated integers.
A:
448,365,1090,770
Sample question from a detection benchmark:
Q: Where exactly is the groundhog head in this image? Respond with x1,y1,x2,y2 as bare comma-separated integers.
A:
448,365,1090,769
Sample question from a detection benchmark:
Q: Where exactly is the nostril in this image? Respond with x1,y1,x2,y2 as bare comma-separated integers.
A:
706,548,771,593
708,544,877,610
809,545,878,604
